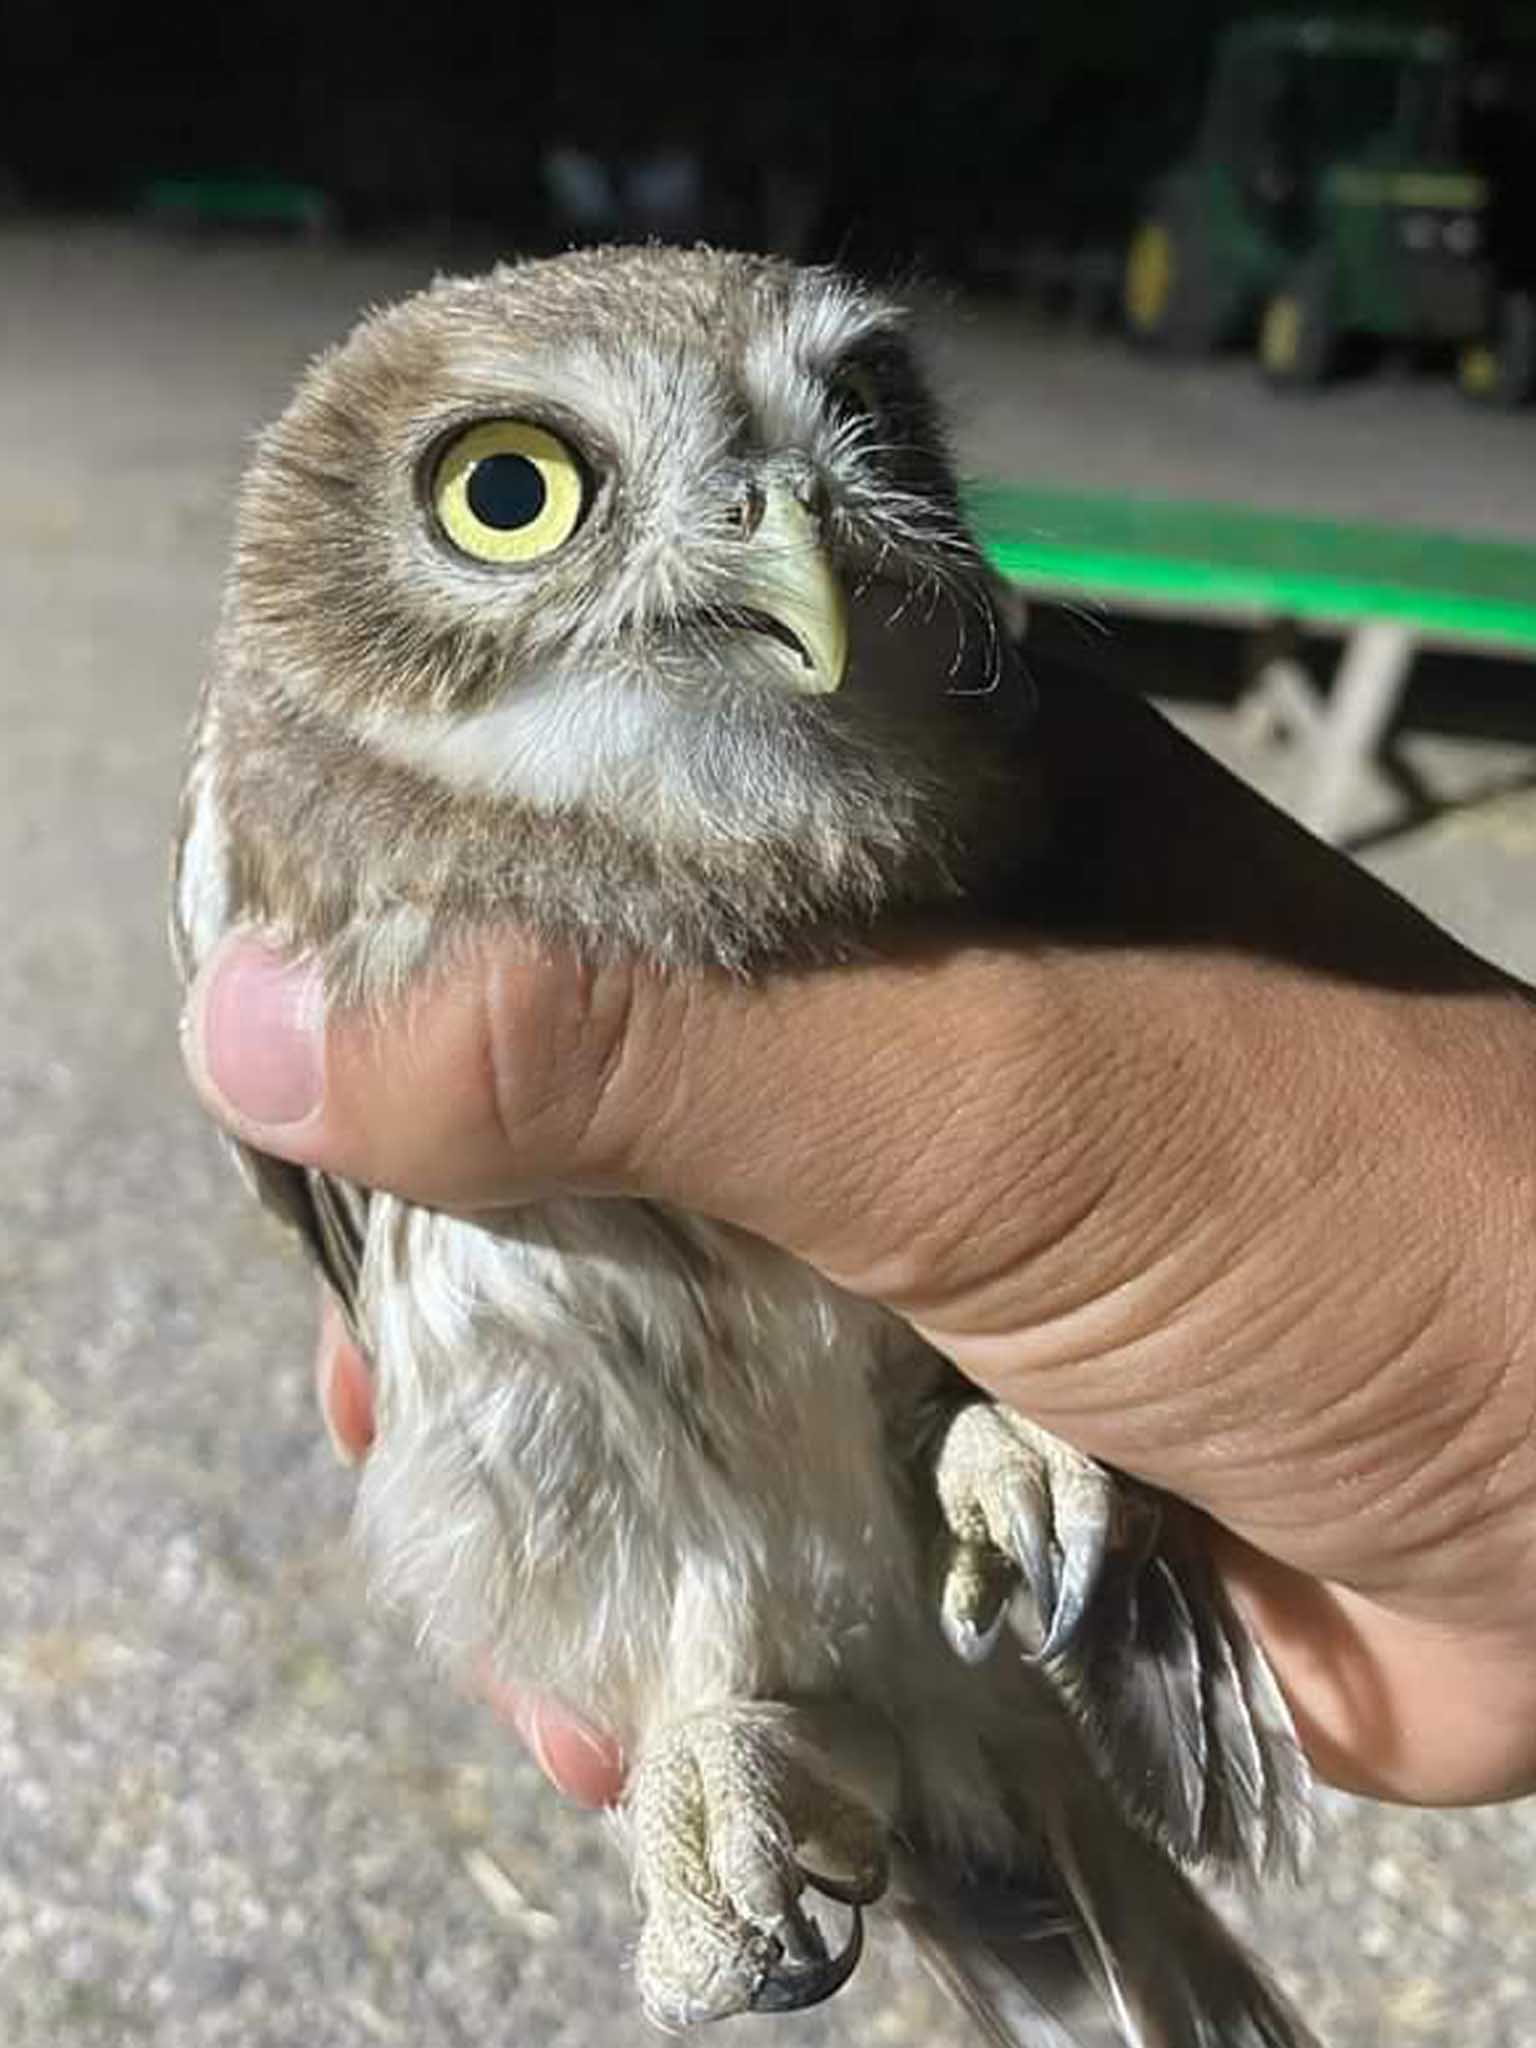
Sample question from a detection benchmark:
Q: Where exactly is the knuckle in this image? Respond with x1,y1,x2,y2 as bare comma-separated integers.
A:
477,941,663,1188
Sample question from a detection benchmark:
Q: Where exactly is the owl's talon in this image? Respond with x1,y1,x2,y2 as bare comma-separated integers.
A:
749,1900,863,2013
1034,1493,1111,1663
942,1601,1011,1667
630,1704,889,2027
799,1846,890,1909
1007,1507,1057,1645
934,1404,1118,1666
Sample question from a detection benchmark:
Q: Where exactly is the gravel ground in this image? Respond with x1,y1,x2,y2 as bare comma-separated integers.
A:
4,222,1536,2048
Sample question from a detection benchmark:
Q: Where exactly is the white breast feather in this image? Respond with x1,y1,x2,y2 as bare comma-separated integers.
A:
350,1189,1015,1856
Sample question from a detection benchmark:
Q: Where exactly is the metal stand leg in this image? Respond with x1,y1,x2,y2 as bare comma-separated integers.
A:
1299,623,1416,842
1234,621,1314,747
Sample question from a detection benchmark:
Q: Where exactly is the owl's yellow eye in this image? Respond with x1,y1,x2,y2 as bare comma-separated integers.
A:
431,420,585,564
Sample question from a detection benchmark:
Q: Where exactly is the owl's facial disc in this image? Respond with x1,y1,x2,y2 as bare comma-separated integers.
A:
725,486,847,695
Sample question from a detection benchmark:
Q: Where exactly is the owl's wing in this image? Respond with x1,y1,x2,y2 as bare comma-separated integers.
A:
1055,1491,1313,1884
232,1142,369,1336
174,718,370,1338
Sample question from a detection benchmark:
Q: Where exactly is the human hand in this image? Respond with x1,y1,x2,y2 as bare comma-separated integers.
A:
313,1290,626,1809
186,665,1536,1806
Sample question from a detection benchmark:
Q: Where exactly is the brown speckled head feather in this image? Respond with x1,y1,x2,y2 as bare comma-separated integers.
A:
177,243,1038,999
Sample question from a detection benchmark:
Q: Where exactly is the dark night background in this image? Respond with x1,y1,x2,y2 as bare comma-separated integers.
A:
5,0,1533,270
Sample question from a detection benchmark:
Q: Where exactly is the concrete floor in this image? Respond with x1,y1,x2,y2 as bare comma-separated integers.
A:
4,222,1536,2048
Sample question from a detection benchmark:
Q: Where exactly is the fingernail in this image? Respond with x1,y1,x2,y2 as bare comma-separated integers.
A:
190,938,325,1130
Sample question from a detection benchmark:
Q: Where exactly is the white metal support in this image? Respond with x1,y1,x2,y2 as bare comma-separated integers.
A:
1298,622,1417,842
1235,653,1324,749
1237,620,1418,841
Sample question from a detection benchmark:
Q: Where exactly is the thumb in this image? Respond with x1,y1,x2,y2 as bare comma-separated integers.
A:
179,929,947,1279
182,930,703,1210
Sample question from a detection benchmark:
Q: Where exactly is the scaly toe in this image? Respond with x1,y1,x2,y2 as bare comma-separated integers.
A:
940,1538,1017,1665
935,1403,1119,1665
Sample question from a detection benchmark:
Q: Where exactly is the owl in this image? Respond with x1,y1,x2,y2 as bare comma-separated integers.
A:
173,246,1317,2045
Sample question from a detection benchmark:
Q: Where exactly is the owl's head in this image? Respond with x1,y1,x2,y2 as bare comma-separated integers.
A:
218,247,1033,973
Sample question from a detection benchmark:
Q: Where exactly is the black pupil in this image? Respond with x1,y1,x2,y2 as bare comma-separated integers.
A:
467,452,547,530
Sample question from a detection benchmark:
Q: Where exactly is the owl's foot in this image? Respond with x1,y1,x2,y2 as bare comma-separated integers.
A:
629,1702,892,2027
934,1402,1121,1664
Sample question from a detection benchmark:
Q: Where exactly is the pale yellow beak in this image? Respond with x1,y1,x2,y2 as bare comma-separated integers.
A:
737,486,848,695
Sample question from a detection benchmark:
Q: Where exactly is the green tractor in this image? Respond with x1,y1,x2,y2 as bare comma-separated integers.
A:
1123,17,1536,402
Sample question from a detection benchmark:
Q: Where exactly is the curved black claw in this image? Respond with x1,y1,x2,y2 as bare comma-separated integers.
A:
1041,1508,1112,1664
941,1583,1012,1666
1015,1490,1115,1666
1036,1489,1164,1665
749,1902,864,2014
940,1524,1020,1669
1007,1510,1056,1648
799,1854,890,1909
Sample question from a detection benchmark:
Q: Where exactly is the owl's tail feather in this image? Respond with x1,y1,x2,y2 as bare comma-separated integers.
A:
900,1810,1322,2048
898,1889,1120,2047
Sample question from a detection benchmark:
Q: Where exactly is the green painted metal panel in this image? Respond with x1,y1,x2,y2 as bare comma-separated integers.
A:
968,482,1536,651
140,177,331,227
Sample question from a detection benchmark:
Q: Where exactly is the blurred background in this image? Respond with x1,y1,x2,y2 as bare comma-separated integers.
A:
4,0,1534,284
4,3,1536,2045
